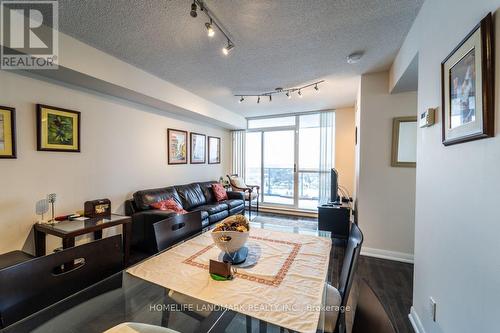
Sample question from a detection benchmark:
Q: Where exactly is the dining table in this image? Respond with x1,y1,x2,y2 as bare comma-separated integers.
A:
0,222,334,333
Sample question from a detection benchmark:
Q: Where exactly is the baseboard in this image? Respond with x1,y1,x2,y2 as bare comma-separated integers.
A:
360,247,414,264
409,306,426,333
257,206,318,218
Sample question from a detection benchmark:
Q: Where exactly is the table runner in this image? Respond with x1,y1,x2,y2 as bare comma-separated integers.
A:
127,227,331,333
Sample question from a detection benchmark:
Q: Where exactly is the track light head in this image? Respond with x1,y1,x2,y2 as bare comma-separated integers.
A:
298,90,303,98
269,95,272,102
239,96,244,103
257,96,260,104
190,2,198,17
222,41,234,55
314,84,320,92
205,20,215,37
286,91,291,99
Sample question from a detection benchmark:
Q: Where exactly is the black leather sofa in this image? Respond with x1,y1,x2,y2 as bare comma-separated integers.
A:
125,181,245,253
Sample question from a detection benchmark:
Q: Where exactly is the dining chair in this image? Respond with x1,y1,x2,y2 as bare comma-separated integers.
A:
0,235,123,329
153,211,203,252
351,279,397,333
320,223,363,333
152,211,215,327
226,174,260,218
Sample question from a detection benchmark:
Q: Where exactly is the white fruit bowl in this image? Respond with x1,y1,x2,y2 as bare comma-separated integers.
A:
211,230,249,254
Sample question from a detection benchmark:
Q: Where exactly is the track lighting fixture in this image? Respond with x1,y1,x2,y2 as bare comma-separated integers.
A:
190,1,197,18
189,0,235,57
222,40,234,55
205,19,215,37
234,80,324,104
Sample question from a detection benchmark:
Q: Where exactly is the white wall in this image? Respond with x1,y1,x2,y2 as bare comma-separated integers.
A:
392,2,500,333
0,70,231,254
335,107,355,197
356,71,417,262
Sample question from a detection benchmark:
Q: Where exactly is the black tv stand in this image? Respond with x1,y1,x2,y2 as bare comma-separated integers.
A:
318,202,351,239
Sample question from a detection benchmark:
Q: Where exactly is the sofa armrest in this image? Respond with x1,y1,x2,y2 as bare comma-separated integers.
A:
124,199,138,216
227,191,244,200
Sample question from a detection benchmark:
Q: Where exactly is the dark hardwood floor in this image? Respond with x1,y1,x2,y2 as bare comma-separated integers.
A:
251,211,414,333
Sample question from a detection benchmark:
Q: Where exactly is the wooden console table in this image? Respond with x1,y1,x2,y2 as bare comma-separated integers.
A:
34,214,132,265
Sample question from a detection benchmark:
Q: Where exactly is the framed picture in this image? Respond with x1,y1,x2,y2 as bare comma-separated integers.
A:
37,104,81,152
190,132,206,164
208,136,221,164
0,106,16,159
391,117,417,168
167,128,188,164
441,13,494,146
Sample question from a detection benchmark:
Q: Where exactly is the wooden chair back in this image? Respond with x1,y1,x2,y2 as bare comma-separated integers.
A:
153,211,203,252
0,235,123,328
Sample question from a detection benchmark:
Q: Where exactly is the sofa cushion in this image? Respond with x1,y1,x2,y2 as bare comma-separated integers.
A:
208,210,229,223
229,205,245,216
175,183,206,210
212,183,228,202
192,203,228,215
133,186,182,211
150,199,187,214
198,181,217,203
221,199,244,209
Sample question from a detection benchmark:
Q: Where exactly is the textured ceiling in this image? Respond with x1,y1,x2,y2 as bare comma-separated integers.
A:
55,0,423,117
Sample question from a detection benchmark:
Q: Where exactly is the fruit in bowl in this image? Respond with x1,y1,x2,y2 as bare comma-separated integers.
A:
211,215,250,263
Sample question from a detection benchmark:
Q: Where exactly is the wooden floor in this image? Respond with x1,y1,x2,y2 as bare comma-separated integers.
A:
252,211,414,333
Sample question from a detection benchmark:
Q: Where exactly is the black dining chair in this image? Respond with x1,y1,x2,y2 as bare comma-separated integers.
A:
153,211,203,253
352,279,397,333
153,211,212,327
0,235,123,329
321,223,363,333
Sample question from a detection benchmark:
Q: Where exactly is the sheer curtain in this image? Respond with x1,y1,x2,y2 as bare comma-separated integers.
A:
318,111,335,204
231,130,246,178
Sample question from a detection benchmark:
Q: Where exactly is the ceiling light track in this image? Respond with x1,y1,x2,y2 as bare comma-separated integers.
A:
190,0,235,55
234,80,325,103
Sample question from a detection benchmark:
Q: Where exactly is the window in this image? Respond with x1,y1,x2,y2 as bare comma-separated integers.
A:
247,116,296,129
245,112,335,210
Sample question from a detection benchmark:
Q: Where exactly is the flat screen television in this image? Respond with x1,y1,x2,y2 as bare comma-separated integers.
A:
331,168,339,203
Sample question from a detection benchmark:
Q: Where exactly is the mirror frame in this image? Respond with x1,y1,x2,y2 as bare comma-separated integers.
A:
391,116,417,168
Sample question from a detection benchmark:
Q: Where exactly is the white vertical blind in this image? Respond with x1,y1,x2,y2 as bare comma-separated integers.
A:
231,130,246,178
319,111,335,204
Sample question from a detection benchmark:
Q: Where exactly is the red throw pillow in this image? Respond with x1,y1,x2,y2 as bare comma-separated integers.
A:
150,198,187,214
212,183,228,202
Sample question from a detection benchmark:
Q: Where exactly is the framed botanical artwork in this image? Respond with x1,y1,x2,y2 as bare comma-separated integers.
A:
0,106,16,159
37,104,81,152
167,128,188,164
441,13,494,146
208,136,221,164
190,132,206,164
